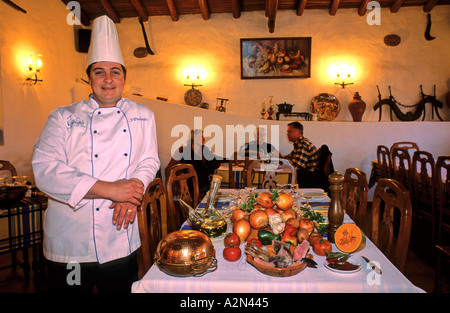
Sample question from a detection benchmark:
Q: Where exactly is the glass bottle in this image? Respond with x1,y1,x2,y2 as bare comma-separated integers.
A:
199,175,227,237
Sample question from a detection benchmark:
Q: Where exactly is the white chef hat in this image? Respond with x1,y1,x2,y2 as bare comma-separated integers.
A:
86,15,125,68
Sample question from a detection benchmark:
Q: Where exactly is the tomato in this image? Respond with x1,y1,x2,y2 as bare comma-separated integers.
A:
257,192,274,208
223,245,241,262
224,232,240,247
276,192,293,211
313,238,332,256
246,238,263,247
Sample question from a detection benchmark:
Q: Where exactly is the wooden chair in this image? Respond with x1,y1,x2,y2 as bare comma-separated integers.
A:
228,151,256,189
0,160,18,178
165,164,199,233
371,178,413,273
316,144,334,193
390,142,419,159
411,151,437,253
137,178,166,274
436,156,450,246
245,158,296,189
376,145,392,179
391,147,413,192
342,168,369,231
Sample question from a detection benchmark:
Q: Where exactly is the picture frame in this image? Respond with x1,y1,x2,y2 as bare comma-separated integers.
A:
240,37,311,79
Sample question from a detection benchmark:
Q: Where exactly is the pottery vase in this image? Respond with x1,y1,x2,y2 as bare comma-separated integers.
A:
348,92,366,122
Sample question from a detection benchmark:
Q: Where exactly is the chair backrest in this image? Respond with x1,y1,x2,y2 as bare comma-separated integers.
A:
342,168,369,228
391,147,413,191
376,145,392,179
0,160,17,178
317,145,334,192
165,163,199,233
245,158,296,189
390,141,419,158
371,178,413,273
436,156,450,245
412,150,437,213
228,151,256,188
137,178,166,273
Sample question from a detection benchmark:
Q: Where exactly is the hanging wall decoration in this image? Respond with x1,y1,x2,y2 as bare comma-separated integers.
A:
240,37,311,79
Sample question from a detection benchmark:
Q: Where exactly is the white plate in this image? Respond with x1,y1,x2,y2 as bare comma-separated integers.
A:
300,191,327,198
323,256,362,274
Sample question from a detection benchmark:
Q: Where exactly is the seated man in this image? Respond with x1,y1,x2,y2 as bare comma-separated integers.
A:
240,127,277,159
166,129,222,196
280,121,320,188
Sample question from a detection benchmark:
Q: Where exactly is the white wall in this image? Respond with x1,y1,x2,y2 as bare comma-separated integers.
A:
111,7,450,121
0,0,84,175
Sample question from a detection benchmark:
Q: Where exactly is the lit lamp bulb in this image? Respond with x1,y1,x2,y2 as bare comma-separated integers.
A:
36,55,43,72
27,55,34,71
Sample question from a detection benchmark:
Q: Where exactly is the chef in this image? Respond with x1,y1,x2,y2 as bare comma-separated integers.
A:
32,15,160,293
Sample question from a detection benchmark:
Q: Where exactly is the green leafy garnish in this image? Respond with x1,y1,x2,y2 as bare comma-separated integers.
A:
239,192,258,212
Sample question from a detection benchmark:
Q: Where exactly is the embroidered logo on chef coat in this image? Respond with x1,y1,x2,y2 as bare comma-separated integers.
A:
129,117,148,123
66,114,86,129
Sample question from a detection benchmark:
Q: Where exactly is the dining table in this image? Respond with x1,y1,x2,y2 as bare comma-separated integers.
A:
132,188,424,294
0,194,47,278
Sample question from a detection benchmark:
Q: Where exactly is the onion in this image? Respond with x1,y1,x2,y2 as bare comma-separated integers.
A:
296,228,310,244
264,208,277,217
286,217,300,228
280,210,296,223
249,210,269,229
299,218,315,233
233,219,251,243
257,192,274,208
231,208,247,223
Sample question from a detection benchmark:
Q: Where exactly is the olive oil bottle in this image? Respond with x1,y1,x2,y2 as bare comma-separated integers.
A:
199,175,227,237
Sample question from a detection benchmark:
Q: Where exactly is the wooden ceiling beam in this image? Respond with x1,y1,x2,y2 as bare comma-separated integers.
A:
60,0,91,26
423,0,439,12
358,0,370,16
100,0,120,23
231,0,241,18
165,0,179,21
329,0,340,16
296,0,307,16
390,0,404,13
267,0,278,33
198,0,210,20
129,0,148,21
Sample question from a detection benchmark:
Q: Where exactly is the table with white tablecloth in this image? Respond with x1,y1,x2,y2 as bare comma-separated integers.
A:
132,189,424,293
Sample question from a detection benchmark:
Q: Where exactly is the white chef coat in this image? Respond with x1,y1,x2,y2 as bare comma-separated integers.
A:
32,95,160,264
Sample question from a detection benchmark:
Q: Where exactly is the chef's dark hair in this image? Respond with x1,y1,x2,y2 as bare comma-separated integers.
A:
86,63,127,78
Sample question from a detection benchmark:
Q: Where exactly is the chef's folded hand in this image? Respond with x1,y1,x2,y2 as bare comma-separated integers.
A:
87,178,144,205
110,201,137,230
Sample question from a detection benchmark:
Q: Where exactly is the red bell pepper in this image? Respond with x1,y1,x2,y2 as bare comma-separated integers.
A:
281,224,298,246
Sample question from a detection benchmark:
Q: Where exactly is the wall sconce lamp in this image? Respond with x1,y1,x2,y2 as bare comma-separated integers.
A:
184,74,202,89
331,64,354,89
335,73,353,88
26,54,43,84
183,74,203,106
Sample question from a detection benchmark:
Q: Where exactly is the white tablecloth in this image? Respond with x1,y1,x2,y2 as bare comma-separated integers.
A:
132,189,424,293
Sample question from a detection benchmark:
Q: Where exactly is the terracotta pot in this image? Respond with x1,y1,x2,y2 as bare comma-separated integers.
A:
348,92,366,122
